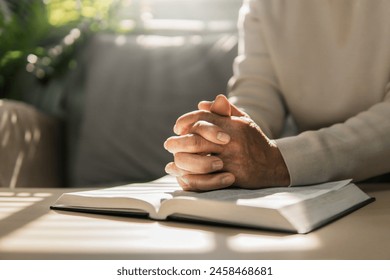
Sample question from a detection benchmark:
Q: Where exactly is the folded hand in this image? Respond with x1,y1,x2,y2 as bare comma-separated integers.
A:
164,95,290,191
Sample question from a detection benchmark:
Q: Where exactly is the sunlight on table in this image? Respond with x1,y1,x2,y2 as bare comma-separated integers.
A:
0,191,50,220
0,212,215,254
228,233,320,252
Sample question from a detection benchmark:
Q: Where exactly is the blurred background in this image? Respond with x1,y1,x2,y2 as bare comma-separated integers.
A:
1,0,241,99
0,0,242,188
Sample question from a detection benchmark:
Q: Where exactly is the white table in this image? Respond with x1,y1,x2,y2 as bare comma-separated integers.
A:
0,183,389,259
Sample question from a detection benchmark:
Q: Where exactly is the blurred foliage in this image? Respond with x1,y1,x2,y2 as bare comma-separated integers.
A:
0,0,119,98
47,0,112,27
0,0,241,98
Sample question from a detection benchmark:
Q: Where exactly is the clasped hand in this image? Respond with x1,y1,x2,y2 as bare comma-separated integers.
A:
164,95,290,191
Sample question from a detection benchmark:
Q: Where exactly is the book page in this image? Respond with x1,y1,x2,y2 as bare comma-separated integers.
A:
279,183,372,233
53,181,182,216
171,179,352,209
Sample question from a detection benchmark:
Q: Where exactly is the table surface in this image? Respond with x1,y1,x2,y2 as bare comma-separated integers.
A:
0,183,389,260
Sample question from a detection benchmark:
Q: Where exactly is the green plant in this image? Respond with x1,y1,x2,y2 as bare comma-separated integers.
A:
0,0,48,96
0,0,117,98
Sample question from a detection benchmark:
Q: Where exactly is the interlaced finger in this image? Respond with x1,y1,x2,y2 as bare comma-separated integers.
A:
164,134,223,154
190,120,230,145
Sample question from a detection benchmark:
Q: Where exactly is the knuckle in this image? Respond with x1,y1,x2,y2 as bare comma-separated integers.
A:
166,162,188,177
190,122,202,136
190,134,219,153
193,134,202,146
175,153,215,174
173,153,188,171
185,176,200,190
191,134,204,149
229,140,241,152
197,161,214,174
191,120,209,134
174,152,185,164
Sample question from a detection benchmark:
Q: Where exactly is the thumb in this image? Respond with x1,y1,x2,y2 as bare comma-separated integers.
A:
210,94,232,116
198,100,213,111
210,94,247,117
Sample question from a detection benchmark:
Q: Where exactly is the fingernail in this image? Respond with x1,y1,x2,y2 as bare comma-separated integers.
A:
217,132,230,143
164,163,171,174
180,176,189,186
173,124,180,135
177,177,189,190
222,175,234,186
179,177,191,190
212,160,223,171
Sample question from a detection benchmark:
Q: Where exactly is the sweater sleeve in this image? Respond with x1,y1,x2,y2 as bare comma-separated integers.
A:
228,0,287,139
276,86,390,185
229,0,390,186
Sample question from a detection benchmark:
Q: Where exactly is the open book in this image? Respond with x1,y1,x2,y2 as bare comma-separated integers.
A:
51,176,374,234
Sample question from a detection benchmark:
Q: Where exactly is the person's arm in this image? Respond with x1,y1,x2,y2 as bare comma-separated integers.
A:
229,0,390,185
228,0,287,139
276,87,390,186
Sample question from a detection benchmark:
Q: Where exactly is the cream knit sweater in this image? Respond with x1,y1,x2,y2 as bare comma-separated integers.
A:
228,0,390,185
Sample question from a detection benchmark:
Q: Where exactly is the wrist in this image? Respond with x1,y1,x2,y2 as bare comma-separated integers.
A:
269,141,291,187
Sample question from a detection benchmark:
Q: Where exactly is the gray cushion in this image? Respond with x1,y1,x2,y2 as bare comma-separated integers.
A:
72,33,237,186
